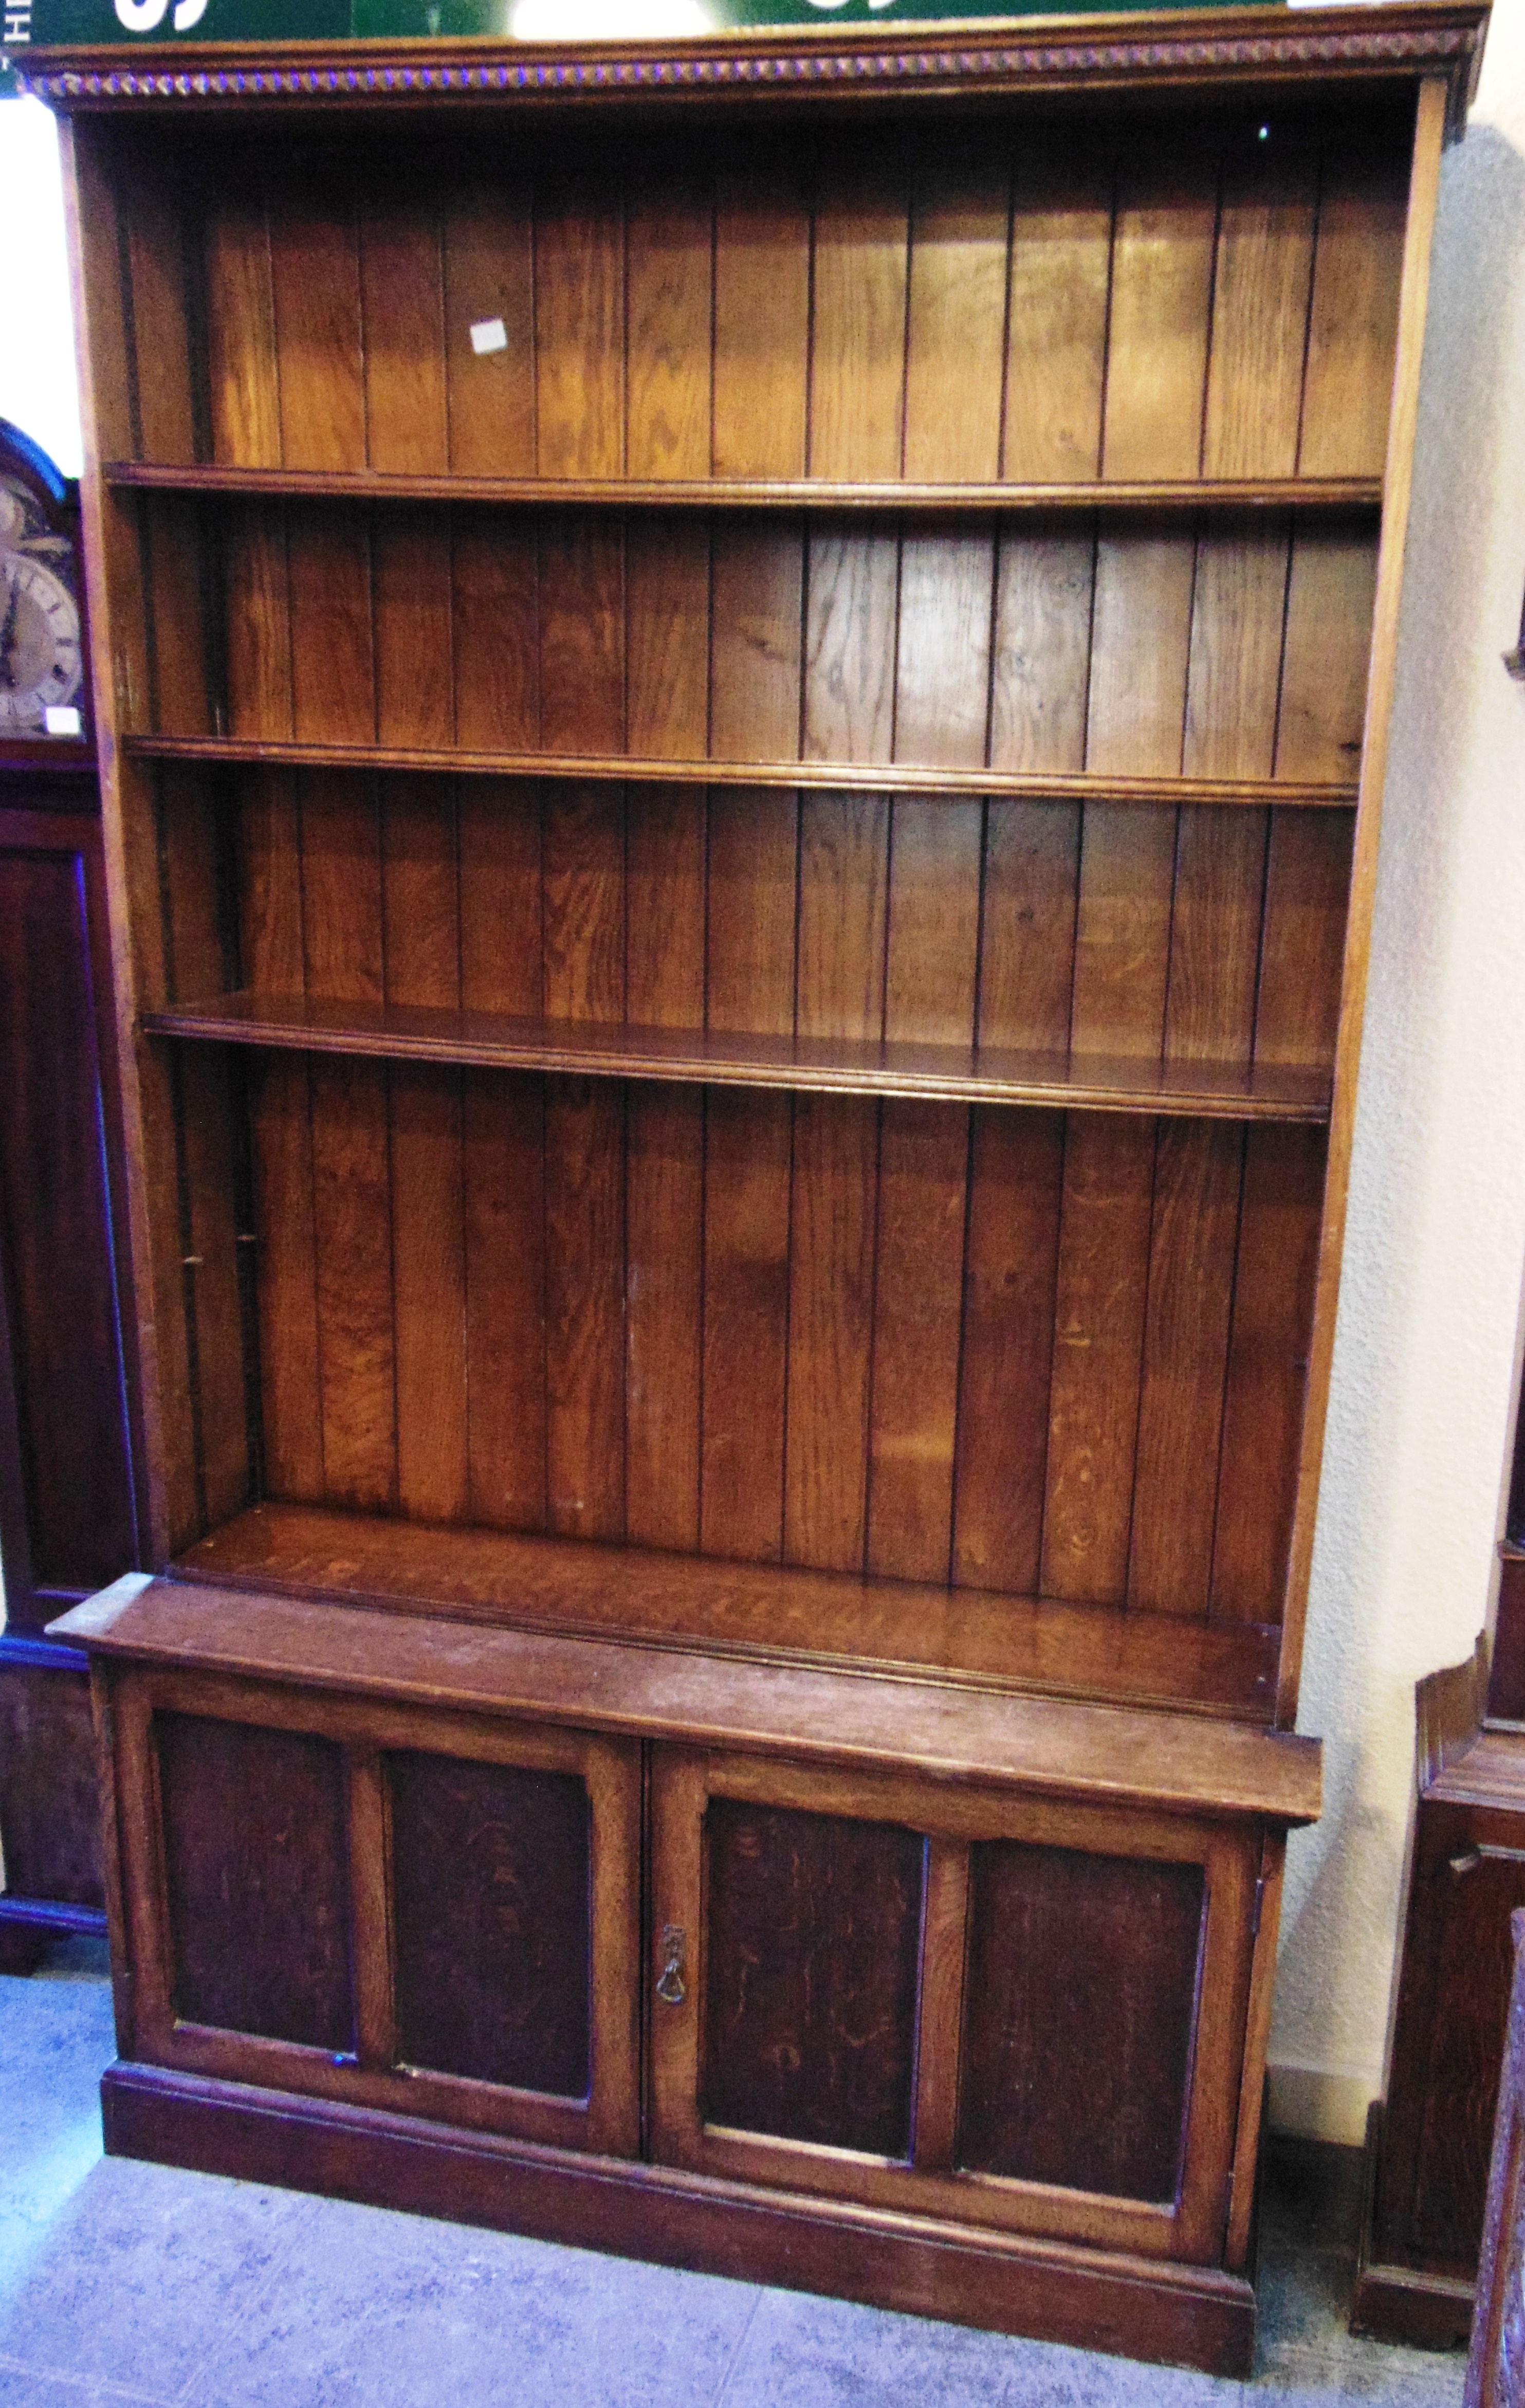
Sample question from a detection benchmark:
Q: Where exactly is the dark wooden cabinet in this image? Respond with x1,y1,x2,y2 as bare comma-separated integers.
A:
0,423,142,1959
25,3,1487,2373
1464,1911,1525,2408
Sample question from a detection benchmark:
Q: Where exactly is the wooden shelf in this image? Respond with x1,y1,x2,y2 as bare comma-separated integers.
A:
142,994,1334,1124
103,461,1384,514
170,1502,1287,1739
125,734,1359,810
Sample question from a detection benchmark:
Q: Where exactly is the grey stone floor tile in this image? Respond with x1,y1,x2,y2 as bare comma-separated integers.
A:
0,2358,139,2405
1254,2246,1364,2359
1247,2342,1465,2404
718,2285,1246,2407
177,2190,761,2408
0,2156,316,2399
0,1971,116,2228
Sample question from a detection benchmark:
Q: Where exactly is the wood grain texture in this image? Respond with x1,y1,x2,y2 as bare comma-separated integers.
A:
1276,521,1379,783
1042,1115,1156,1605
205,175,281,469
452,516,539,754
535,182,624,480
980,801,1081,1054
626,182,713,482
904,159,1009,483
286,510,374,746
868,1101,968,1584
884,800,981,1049
544,1078,625,1541
1003,161,1111,483
989,522,1095,775
1255,810,1354,1073
810,163,909,482
894,534,993,770
959,1838,1205,2201
269,171,366,472
1127,1121,1243,1618
706,788,798,1036
390,1751,591,2096
797,795,889,1043
702,1796,923,2158
701,1089,791,1564
373,518,455,752
712,161,809,479
804,530,897,767
464,1070,547,1533
626,1086,703,1554
1299,151,1407,480
360,200,449,477
1202,158,1317,481
626,520,710,760
1164,808,1267,1068
390,1066,469,1524
224,508,293,742
953,1108,1064,1594
444,186,536,478
1183,520,1291,781
1103,161,1216,481
785,1096,877,1575
1071,803,1177,1060
1086,522,1193,777
710,522,805,764
538,518,624,757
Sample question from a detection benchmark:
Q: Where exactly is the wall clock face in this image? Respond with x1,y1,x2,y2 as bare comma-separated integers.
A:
0,481,85,736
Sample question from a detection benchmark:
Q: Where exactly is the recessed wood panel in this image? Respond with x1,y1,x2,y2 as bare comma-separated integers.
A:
958,1839,1206,2202
156,1712,353,2051
389,1751,592,2100
702,1797,923,2159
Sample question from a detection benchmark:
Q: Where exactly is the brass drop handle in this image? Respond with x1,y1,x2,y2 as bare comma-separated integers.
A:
655,1923,687,2005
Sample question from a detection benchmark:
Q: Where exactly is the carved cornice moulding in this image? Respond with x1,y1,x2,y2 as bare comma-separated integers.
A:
15,5,1489,137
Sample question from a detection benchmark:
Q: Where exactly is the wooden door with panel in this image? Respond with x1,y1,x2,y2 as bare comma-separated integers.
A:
647,1746,1261,2265
104,1665,642,2157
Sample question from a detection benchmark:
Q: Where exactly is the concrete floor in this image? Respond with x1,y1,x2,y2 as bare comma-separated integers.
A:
0,1940,1469,2406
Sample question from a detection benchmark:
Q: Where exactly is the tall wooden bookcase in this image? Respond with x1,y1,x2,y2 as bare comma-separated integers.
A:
31,5,1485,2374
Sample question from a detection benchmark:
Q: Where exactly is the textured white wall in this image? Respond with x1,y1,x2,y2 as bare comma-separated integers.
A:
1267,0,1525,2143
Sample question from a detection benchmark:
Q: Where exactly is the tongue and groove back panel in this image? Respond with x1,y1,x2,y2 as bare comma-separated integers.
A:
80,86,1402,1630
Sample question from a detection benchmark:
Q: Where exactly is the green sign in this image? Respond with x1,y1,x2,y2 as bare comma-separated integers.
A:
2,0,1253,100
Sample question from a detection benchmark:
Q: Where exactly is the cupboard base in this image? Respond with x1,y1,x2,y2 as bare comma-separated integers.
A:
101,2063,1258,2377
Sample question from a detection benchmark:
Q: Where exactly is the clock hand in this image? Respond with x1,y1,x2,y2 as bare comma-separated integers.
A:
0,575,19,690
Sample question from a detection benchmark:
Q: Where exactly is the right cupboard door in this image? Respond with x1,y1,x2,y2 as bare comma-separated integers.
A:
648,1748,1260,2264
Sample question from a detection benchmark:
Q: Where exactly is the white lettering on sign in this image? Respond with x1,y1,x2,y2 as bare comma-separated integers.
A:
114,0,208,29
3,5,32,43
470,318,509,357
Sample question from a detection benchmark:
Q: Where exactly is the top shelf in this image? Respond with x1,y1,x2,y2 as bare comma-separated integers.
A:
103,463,1384,516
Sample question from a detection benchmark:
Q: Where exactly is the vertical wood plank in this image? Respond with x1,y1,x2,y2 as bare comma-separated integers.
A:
300,770,383,1005
710,521,804,762
809,162,909,481
903,157,1010,482
1003,160,1112,482
242,771,320,1500
701,1089,791,1563
1102,159,1217,480
1255,811,1354,1073
543,785,625,1023
143,498,212,736
373,516,455,751
989,520,1095,774
539,517,624,756
1127,1121,1243,1617
1085,520,1195,776
544,1079,626,1540
535,183,624,478
626,1087,703,1553
1182,517,1292,781
460,777,543,1017
979,802,1081,1056
1211,1125,1325,1623
287,510,375,746
894,532,994,770
178,1048,251,1526
885,801,982,1047
706,789,798,1036
627,787,705,1031
464,1070,547,1532
626,521,711,761
224,507,293,742
1202,157,1317,480
205,179,281,468
360,202,449,475
122,179,198,464
453,515,540,754
1041,1115,1155,1604
1070,805,1178,1060
269,171,366,471
868,1100,968,1583
626,182,714,481
785,1094,877,1574
1164,808,1267,1067
953,1108,1064,1594
389,1065,469,1524
444,185,537,477
1298,152,1407,479
712,162,810,478
797,795,889,1043
803,527,897,766
1275,521,1379,784
383,773,459,1011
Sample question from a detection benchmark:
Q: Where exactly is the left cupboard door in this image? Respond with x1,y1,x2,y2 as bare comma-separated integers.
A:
111,1670,642,2158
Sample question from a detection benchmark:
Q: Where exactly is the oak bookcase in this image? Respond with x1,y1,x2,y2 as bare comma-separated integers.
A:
30,5,1486,2371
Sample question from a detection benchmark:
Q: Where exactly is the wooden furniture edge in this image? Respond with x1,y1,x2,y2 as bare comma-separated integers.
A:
18,4,1488,140
99,2062,1260,2376
122,734,1358,809
1274,71,1450,1728
1417,1635,1491,1786
139,999,1334,1125
101,462,1385,510
48,1577,1322,1823
1352,2101,1477,2345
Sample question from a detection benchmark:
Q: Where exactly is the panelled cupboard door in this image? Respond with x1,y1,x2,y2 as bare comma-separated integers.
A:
111,1670,641,2157
647,1748,1259,2263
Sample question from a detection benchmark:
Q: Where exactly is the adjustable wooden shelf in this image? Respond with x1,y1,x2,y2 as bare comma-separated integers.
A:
30,2,1486,2372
